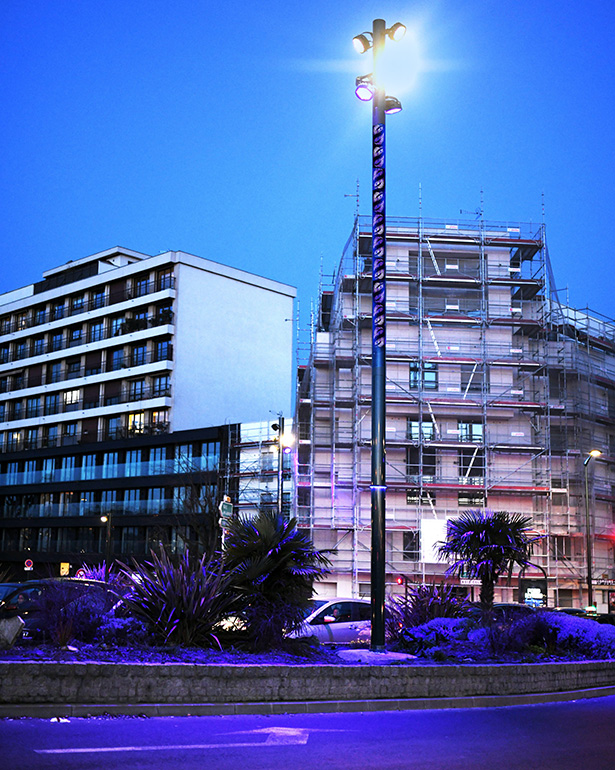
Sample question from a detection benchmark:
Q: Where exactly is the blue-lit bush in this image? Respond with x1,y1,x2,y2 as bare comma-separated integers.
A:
118,548,237,648
396,611,615,662
386,583,470,643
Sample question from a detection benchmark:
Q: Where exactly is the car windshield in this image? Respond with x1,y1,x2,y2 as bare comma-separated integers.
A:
303,599,327,618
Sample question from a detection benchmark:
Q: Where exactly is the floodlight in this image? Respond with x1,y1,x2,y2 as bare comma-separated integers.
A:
355,74,374,101
387,22,406,41
384,96,402,114
353,33,372,54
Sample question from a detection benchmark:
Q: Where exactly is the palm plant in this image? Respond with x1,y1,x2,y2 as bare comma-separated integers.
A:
222,510,330,650
437,509,535,618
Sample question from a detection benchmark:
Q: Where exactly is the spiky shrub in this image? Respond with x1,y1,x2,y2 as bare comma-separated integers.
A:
386,583,470,642
223,511,330,651
437,509,535,618
118,548,236,647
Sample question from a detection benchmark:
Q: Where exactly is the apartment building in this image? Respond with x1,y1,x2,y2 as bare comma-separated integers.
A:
297,216,615,609
0,247,295,576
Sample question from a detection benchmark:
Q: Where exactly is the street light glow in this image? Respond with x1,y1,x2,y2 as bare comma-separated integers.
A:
589,449,602,458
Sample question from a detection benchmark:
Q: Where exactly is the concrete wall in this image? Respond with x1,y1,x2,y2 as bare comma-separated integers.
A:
173,253,295,429
2,660,615,706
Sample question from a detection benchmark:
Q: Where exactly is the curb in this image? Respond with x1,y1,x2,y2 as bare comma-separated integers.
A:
3,685,615,718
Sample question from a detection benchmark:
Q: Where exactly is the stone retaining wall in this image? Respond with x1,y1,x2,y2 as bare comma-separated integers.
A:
2,660,615,705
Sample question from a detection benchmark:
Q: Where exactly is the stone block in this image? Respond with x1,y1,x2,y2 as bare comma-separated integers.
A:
0,616,24,649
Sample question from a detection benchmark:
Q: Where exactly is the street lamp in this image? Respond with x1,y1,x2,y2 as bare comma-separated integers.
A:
100,512,112,583
272,416,292,518
583,449,602,610
353,17,405,652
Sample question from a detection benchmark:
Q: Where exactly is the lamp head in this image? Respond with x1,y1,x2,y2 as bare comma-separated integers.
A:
100,515,108,523
589,449,602,458
355,74,375,101
387,22,407,42
353,33,372,54
384,95,403,114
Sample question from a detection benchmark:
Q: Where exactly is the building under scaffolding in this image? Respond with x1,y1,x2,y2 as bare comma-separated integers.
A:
296,215,615,609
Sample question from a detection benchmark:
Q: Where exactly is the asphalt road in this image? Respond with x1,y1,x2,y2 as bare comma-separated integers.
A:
3,696,615,770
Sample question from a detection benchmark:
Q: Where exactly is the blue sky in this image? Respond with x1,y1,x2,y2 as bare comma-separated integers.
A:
1,0,614,335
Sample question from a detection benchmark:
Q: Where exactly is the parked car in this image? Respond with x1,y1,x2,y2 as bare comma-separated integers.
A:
0,583,23,602
0,578,116,640
465,602,536,622
288,597,371,644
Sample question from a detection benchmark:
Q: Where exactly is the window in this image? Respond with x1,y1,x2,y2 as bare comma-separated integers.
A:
60,456,76,481
409,361,438,390
126,450,142,474
103,452,119,476
26,397,39,418
51,332,63,351
0,346,9,363
459,448,484,483
45,425,58,447
34,307,46,325
25,428,38,449
131,345,147,367
109,349,124,371
107,416,123,440
111,316,125,337
63,389,80,412
406,447,437,482
0,377,7,393
44,393,60,415
147,487,165,513
403,530,421,561
88,321,104,343
0,404,5,422
0,316,10,334
70,296,84,315
12,371,25,390
149,447,166,474
52,302,65,320
33,337,45,356
458,421,483,442
551,535,572,561
152,374,170,397
151,409,168,430
128,412,145,434
458,490,485,507
157,268,173,291
11,400,22,420
135,276,149,297
175,443,193,472
407,419,435,441
128,379,145,401
66,359,81,378
155,339,171,361
14,342,27,360
91,289,105,309
48,362,62,383
82,454,97,480
69,328,83,347
460,364,487,395
63,422,78,445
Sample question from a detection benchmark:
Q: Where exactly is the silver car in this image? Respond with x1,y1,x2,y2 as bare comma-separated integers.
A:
290,597,371,644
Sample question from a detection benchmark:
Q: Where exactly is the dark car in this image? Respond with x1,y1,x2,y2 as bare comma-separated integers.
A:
0,583,23,602
465,602,536,622
0,578,116,640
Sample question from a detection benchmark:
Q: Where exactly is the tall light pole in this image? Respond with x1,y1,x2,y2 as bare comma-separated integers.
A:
353,18,405,651
100,511,112,583
583,449,602,609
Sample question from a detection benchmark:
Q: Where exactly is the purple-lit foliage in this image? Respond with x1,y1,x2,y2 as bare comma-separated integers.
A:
223,511,330,651
33,581,114,646
437,509,536,617
386,583,470,643
118,548,236,648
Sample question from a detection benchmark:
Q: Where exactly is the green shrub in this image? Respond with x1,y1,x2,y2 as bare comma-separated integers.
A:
118,548,236,648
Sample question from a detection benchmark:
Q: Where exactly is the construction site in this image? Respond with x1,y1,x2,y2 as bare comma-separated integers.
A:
296,215,615,609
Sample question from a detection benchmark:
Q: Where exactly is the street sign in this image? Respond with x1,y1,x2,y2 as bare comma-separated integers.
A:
218,498,233,526
75,568,86,579
24,559,33,571
60,562,71,576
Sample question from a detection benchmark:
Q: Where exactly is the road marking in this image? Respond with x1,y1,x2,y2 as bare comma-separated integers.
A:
35,727,310,754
